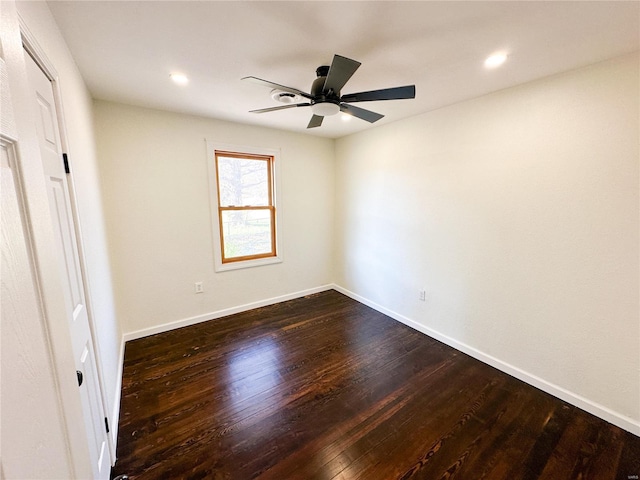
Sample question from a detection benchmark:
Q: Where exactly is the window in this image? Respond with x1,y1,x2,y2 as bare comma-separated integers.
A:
211,147,280,270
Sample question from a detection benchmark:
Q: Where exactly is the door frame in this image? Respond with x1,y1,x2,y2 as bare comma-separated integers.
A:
18,13,116,466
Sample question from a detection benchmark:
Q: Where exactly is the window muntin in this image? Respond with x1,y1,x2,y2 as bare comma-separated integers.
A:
215,151,276,263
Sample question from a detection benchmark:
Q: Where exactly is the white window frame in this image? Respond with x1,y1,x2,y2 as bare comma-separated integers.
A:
206,141,283,272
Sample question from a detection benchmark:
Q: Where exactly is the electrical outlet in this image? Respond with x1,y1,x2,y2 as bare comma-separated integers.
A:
419,289,426,301
195,282,204,294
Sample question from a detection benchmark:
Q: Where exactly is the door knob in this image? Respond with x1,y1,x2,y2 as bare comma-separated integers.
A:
76,370,83,387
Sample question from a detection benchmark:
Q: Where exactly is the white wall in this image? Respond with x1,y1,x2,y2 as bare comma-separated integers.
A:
335,53,639,431
15,0,122,449
93,101,335,336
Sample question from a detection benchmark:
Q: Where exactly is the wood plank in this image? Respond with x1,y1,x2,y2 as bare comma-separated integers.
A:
111,290,640,480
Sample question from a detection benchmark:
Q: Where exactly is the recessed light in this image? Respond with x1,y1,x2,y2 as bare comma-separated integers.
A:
170,73,189,85
484,53,508,69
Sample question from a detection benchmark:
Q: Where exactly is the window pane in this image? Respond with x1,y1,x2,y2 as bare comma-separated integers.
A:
221,209,273,259
217,156,269,207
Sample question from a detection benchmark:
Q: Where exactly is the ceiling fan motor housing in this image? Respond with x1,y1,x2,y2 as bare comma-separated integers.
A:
311,65,340,115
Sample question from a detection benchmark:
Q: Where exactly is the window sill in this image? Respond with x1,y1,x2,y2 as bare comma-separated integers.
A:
214,255,283,273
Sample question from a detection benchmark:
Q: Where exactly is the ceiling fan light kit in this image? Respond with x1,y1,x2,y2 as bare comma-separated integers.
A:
311,102,340,116
243,54,416,129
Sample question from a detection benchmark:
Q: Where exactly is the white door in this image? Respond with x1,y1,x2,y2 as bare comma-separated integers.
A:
23,49,110,480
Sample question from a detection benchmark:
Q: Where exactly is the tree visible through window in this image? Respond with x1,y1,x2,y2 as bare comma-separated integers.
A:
214,150,276,263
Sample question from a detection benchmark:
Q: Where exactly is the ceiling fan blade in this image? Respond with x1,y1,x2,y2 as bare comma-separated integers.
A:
250,103,311,113
242,76,313,99
307,115,324,128
340,103,384,123
323,55,361,95
341,85,416,103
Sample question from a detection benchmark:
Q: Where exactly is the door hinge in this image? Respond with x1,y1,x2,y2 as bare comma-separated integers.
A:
62,153,70,174
105,417,110,434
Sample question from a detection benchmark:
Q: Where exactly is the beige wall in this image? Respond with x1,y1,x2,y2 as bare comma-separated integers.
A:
335,53,639,431
93,101,335,335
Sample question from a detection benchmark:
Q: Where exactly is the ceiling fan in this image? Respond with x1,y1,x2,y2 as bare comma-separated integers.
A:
242,54,416,129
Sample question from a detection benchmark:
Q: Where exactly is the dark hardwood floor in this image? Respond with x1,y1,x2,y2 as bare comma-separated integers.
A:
112,290,639,480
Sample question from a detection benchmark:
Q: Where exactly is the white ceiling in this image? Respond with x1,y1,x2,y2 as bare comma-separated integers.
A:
47,1,639,139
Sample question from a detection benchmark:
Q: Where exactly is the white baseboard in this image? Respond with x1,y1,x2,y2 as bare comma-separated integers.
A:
122,285,334,342
332,284,640,436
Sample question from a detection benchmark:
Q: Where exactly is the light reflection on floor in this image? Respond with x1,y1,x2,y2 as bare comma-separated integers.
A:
225,336,283,420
